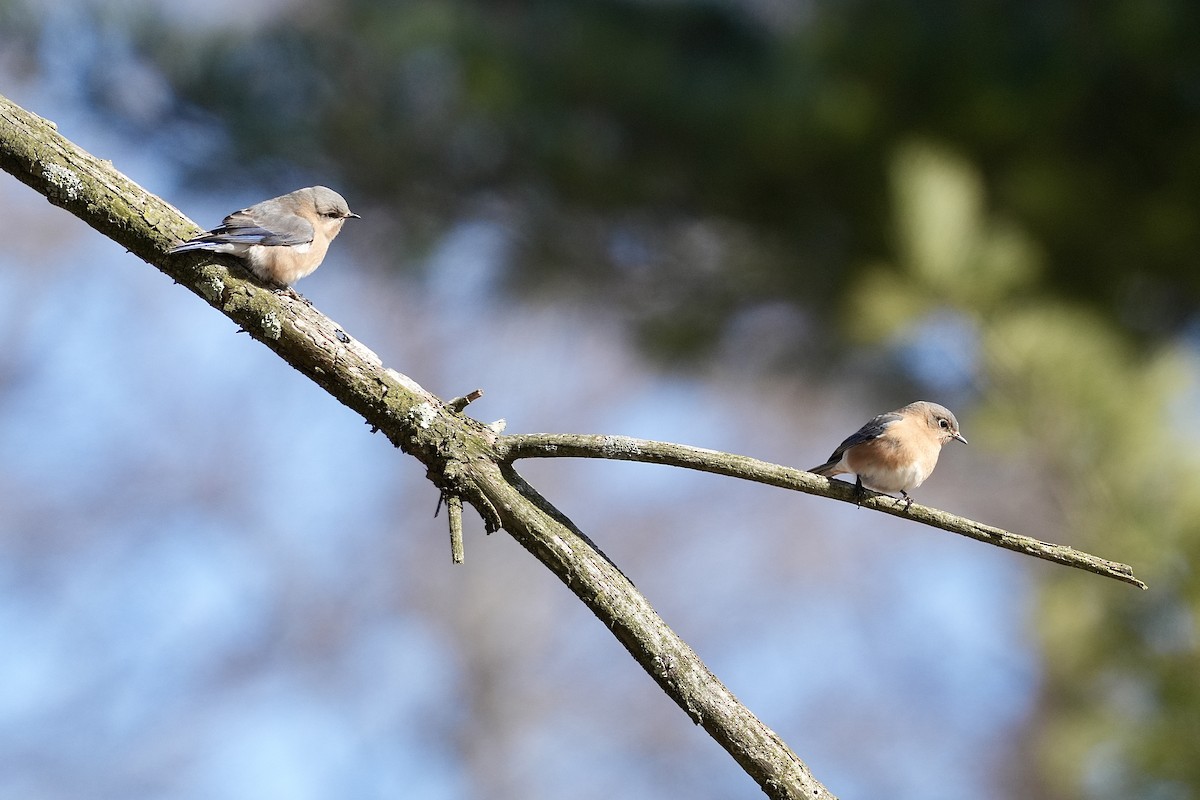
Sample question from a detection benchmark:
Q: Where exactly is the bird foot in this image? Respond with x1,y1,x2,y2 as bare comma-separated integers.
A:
275,286,313,306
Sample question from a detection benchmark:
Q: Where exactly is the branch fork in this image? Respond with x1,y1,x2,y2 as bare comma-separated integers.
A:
0,92,1148,800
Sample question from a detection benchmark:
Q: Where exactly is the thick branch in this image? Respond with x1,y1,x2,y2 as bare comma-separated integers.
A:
497,433,1148,590
1,93,836,798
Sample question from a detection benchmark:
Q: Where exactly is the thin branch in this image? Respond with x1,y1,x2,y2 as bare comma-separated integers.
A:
447,388,484,412
447,494,465,564
497,433,1148,590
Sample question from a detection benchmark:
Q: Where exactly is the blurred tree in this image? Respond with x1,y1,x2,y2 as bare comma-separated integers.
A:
853,140,1200,799
119,0,1200,364
120,1,1200,795
4,0,1198,797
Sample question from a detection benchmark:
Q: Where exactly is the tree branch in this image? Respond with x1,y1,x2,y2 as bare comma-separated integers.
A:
0,93,837,798
497,433,1148,590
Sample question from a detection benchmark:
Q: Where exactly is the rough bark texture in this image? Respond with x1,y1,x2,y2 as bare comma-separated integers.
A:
1,93,836,799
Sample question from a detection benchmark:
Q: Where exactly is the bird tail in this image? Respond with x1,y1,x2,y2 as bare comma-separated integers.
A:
166,239,210,254
807,460,842,476
167,237,244,255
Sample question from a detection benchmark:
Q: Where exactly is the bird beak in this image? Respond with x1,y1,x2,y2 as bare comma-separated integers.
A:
953,432,968,444
347,212,361,219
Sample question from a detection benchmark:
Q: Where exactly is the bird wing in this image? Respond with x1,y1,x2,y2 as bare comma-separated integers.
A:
808,410,902,474
170,206,316,252
208,205,317,247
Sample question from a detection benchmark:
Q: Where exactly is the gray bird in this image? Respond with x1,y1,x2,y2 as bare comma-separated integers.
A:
169,186,360,287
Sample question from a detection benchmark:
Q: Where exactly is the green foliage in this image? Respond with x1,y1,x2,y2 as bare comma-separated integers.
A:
854,141,1200,800
131,0,1200,358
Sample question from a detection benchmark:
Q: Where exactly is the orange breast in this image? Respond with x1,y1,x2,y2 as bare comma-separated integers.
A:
844,424,939,493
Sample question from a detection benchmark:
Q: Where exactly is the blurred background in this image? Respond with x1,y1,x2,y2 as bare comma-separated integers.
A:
1,1,1198,798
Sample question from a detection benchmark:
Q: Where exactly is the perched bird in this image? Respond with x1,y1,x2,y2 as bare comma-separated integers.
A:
808,401,967,508
168,186,359,287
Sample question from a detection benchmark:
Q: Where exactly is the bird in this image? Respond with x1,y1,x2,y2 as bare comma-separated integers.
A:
168,186,359,287
808,401,967,509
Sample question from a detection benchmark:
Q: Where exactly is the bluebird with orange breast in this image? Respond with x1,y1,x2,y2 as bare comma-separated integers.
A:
168,186,359,287
808,401,966,508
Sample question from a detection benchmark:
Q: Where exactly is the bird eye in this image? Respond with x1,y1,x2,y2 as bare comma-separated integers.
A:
938,418,949,429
